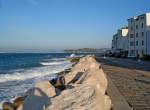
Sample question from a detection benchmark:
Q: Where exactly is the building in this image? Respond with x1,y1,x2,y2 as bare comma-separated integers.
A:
112,34,117,50
128,12,150,57
112,27,129,51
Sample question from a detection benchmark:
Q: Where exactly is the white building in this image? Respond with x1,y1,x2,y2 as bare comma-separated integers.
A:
112,34,117,50
128,12,150,57
112,27,129,51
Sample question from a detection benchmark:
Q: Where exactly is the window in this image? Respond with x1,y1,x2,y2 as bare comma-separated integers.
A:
136,33,138,38
130,50,134,55
142,40,144,46
130,42,134,46
136,25,138,29
136,41,138,46
136,18,139,21
142,50,144,55
141,16,144,19
142,32,144,37
130,34,134,38
131,26,133,31
141,23,144,28
136,50,138,55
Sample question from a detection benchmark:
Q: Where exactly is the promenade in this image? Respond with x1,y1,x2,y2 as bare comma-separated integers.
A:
96,57,150,110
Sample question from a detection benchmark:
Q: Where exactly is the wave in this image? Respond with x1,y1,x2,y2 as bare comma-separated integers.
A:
0,61,72,83
51,58,66,61
40,61,70,66
66,54,85,58
0,55,73,109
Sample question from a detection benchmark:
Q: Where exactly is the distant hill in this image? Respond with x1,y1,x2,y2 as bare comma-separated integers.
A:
64,48,110,53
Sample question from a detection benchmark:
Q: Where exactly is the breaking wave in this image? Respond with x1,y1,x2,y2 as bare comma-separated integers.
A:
40,61,70,66
0,61,71,83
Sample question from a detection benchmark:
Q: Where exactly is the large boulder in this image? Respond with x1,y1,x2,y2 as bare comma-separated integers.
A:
46,83,111,110
46,84,96,110
65,55,108,94
2,102,14,110
35,81,56,98
17,81,56,110
12,96,25,109
2,97,25,110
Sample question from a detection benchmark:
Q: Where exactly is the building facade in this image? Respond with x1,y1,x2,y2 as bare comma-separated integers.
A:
128,12,150,57
112,34,117,50
112,27,128,51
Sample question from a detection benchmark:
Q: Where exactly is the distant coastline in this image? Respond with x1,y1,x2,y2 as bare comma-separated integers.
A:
64,48,110,53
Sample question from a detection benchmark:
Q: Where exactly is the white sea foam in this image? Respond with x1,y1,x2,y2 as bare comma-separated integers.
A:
70,54,76,58
68,54,84,58
40,61,70,66
0,56,73,109
0,61,72,83
0,59,72,109
51,58,66,61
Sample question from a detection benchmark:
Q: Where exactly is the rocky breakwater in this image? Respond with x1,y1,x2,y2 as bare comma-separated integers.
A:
3,55,111,110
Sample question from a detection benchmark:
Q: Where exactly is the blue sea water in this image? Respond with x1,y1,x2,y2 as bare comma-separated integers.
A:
0,53,83,108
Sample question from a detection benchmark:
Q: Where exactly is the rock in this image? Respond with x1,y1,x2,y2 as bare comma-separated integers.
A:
18,81,56,110
2,97,25,110
35,81,56,98
16,104,23,110
46,84,96,110
25,88,34,97
12,96,25,109
46,55,111,110
2,102,14,110
65,55,108,93
46,83,111,110
49,76,66,90
58,68,71,76
67,57,80,63
16,55,112,110
54,76,66,90
67,72,84,84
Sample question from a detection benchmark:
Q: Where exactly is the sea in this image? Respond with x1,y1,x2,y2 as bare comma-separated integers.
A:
0,53,84,109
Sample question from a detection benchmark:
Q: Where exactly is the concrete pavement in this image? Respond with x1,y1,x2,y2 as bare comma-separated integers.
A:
96,57,150,110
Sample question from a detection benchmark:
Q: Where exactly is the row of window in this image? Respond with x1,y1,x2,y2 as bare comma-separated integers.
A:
136,32,144,37
130,40,144,46
136,50,144,56
130,49,144,56
130,16,145,23
130,23,144,30
136,40,144,46
130,32,144,38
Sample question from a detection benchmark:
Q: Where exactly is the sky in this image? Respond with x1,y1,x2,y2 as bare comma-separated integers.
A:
0,0,150,52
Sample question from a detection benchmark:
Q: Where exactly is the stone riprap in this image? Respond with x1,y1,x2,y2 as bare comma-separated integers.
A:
14,55,112,110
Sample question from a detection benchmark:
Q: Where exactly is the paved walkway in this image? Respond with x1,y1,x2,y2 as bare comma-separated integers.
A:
96,57,150,110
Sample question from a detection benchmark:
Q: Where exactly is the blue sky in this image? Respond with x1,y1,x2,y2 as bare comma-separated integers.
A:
0,0,150,52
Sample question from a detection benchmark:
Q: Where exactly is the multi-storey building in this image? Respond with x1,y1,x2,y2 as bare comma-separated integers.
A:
128,12,150,57
112,34,117,50
112,27,128,51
